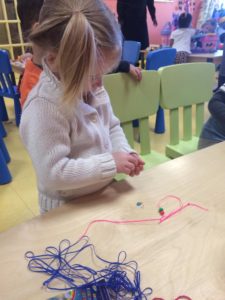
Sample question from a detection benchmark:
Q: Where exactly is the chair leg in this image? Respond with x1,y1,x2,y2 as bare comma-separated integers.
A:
0,120,7,138
154,106,165,134
13,95,22,126
0,136,10,163
0,96,9,122
0,148,12,184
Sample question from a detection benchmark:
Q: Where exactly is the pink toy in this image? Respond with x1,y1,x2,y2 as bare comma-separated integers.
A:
201,34,219,52
160,22,172,47
191,33,219,53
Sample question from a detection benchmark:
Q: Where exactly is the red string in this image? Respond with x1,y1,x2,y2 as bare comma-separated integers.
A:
78,195,208,241
175,296,192,300
76,196,201,300
152,296,192,300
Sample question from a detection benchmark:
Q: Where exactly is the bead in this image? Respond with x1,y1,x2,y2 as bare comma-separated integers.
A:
158,207,165,216
136,201,143,208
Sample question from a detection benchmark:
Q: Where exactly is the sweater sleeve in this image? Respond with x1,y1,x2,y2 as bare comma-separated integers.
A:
146,0,156,23
20,98,116,191
114,60,130,73
208,85,225,124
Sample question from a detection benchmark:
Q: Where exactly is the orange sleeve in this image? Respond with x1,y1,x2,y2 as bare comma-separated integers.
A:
19,59,42,108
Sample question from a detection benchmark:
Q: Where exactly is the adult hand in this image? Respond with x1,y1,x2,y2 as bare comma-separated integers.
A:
153,18,158,26
129,65,142,81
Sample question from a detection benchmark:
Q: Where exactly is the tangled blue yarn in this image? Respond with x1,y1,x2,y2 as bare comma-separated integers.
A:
25,237,152,299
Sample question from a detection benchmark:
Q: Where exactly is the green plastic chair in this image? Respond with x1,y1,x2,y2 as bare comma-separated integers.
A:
103,71,169,171
159,62,215,159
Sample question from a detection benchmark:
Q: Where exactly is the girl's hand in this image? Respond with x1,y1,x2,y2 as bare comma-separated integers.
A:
129,153,145,176
112,152,139,175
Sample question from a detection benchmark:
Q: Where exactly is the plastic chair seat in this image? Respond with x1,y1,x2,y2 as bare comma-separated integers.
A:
0,85,19,97
140,150,169,169
115,150,168,181
165,136,199,159
146,48,177,134
122,40,141,65
159,62,215,158
0,135,10,163
0,134,11,184
0,148,12,184
0,120,7,137
0,49,21,126
104,71,169,180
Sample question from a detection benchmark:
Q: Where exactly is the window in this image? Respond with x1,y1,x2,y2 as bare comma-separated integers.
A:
0,0,26,59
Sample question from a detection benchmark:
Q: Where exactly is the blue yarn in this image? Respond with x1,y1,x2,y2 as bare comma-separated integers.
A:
25,237,152,299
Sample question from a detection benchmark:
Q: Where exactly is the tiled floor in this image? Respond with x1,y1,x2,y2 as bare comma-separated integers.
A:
0,100,210,233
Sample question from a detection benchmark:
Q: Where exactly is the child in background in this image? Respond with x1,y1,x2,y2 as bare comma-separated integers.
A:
17,0,44,108
201,19,217,34
20,0,144,214
170,12,195,63
198,85,225,149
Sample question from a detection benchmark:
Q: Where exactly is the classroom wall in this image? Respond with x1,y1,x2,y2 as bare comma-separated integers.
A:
104,0,202,45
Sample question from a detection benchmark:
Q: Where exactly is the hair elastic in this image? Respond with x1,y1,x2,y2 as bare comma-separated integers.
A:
72,9,81,15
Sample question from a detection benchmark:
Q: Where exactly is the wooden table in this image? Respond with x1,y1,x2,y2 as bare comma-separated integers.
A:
1,143,225,299
187,50,223,64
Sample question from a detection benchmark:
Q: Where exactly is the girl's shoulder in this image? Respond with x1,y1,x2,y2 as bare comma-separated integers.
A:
24,71,62,109
171,28,183,35
173,28,195,37
179,28,195,35
187,28,196,33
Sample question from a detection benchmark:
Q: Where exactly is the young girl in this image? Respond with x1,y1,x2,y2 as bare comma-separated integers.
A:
17,0,141,109
20,0,144,214
170,12,195,63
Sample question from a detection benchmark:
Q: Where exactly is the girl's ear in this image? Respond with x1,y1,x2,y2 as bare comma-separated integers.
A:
45,52,58,74
46,52,57,64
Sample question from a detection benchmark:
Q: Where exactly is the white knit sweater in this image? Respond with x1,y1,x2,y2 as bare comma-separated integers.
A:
20,63,133,213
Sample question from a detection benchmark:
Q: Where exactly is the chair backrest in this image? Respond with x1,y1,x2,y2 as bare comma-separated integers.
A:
146,48,177,70
159,62,215,144
103,70,160,154
122,40,141,65
0,49,16,96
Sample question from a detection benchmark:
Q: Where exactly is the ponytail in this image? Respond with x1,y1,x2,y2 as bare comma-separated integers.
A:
57,11,96,103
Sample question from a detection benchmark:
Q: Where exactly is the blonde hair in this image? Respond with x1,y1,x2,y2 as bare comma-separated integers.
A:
29,0,122,103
